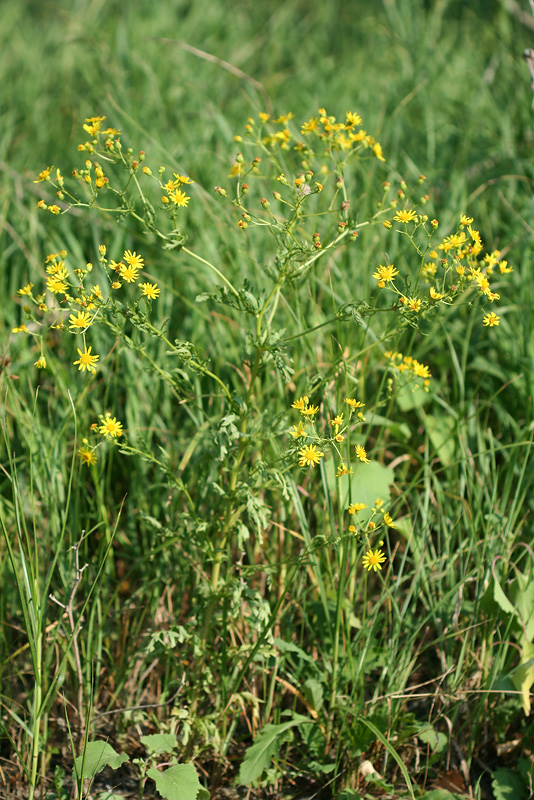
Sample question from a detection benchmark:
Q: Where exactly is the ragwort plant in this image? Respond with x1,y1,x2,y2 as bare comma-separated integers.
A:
6,107,513,795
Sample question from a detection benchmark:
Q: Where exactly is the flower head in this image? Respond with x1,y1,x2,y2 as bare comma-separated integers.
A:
123,250,144,269
73,346,99,373
34,356,47,369
362,548,387,572
98,413,123,438
69,311,93,332
483,312,500,327
348,502,368,515
289,422,307,439
139,282,160,299
298,444,324,468
78,445,97,466
355,444,370,463
372,264,399,287
393,209,417,223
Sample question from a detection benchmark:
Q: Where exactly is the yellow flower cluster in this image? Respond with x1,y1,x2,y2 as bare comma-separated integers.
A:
376,213,509,329
160,172,194,207
384,351,431,387
13,247,160,375
289,394,369,475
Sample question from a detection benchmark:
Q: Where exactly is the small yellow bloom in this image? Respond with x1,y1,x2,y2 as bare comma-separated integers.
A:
345,398,365,410
292,396,309,411
12,324,29,333
119,264,139,283
429,287,444,300
18,284,34,296
34,166,54,182
169,189,190,207
46,276,68,295
383,512,396,528
329,413,344,428
355,444,370,463
362,548,387,572
300,404,319,418
111,281,122,290
348,502,367,515
73,346,99,374
139,282,160,299
298,444,324,468
123,250,144,269
69,311,93,331
98,413,123,438
336,463,353,477
289,422,307,439
372,263,399,285
393,209,417,223
483,312,500,327
78,445,97,466
34,356,47,369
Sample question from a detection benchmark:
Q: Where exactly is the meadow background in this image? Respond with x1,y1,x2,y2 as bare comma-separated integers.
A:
1,0,534,798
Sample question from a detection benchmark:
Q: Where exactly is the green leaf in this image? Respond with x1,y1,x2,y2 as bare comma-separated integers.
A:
424,414,456,467
147,763,202,800
97,793,126,800
238,714,312,785
493,576,516,617
492,768,526,800
420,791,466,800
75,741,128,780
301,678,323,712
417,725,448,753
511,640,534,715
141,733,177,755
396,384,430,411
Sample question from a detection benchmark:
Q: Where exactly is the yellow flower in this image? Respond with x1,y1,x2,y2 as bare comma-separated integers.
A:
73,346,99,373
345,398,365,410
483,312,500,327
169,189,190,207
345,110,363,128
301,404,319,418
46,276,68,294
98,413,123,438
12,324,29,333
459,213,474,226
348,502,367,515
329,413,344,428
355,444,370,463
123,250,144,269
289,422,307,439
372,263,399,285
78,445,97,466
298,444,324,468
139,282,160,299
119,264,140,283
407,298,422,312
69,311,93,331
498,260,513,274
34,356,47,369
394,209,417,223
173,173,194,184
429,287,444,300
34,166,54,182
383,512,396,528
336,463,353,477
18,283,34,296
373,142,386,161
292,396,309,411
362,548,387,572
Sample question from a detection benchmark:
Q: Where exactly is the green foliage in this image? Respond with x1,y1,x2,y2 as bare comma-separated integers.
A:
75,742,129,780
147,764,202,800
